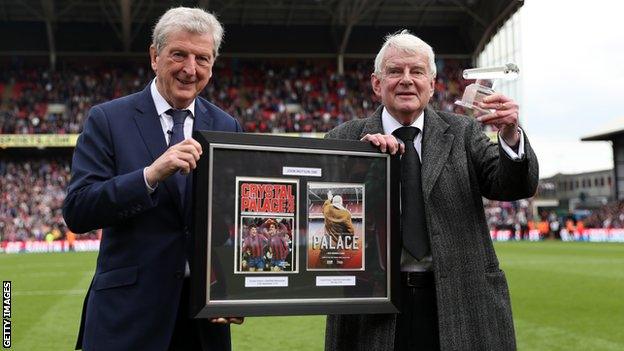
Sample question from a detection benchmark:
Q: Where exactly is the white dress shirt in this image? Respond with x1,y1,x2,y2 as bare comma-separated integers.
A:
143,79,196,192
381,107,525,272
144,79,196,277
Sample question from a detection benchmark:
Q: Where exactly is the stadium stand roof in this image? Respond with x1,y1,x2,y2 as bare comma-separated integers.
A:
581,117,624,201
1,0,523,58
581,116,624,141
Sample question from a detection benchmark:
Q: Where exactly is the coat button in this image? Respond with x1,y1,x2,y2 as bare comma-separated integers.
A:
174,270,183,279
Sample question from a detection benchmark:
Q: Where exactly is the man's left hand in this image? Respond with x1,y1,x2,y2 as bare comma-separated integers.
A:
477,93,520,147
210,317,244,325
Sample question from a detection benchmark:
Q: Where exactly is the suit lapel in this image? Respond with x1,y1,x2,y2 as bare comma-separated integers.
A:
193,98,214,132
133,85,184,217
421,107,454,198
183,98,214,222
133,86,167,161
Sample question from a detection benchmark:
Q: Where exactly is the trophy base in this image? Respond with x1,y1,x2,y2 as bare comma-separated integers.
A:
454,100,491,115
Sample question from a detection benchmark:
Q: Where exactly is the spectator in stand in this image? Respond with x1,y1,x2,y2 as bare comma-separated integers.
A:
548,212,561,239
538,217,550,239
45,230,54,251
65,228,76,251
577,219,585,235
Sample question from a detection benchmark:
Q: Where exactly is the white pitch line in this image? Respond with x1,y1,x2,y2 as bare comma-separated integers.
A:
13,289,86,296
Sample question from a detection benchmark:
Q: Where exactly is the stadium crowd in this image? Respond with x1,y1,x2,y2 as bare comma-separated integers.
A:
584,200,624,228
0,158,69,241
0,58,470,134
484,199,532,235
1,64,148,134
3,58,619,243
0,158,100,242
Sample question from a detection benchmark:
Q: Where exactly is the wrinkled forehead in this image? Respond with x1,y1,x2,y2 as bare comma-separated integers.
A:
382,47,431,70
159,29,216,57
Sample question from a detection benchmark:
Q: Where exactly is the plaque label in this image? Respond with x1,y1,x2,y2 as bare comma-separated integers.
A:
316,276,356,287
282,167,322,177
245,276,289,288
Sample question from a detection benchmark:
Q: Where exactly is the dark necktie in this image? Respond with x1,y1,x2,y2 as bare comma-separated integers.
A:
167,108,190,203
393,126,430,260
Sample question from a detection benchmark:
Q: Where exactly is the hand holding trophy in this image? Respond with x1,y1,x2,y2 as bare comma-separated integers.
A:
454,63,519,114
455,63,521,147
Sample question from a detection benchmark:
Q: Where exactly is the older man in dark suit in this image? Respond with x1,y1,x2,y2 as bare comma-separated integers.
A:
324,30,538,351
63,7,242,351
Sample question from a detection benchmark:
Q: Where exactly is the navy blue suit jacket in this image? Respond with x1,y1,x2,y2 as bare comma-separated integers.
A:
63,84,242,351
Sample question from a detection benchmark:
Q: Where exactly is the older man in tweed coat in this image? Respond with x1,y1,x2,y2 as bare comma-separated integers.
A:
324,30,538,351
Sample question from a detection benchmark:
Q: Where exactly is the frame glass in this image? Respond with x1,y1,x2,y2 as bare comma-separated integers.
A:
190,131,400,317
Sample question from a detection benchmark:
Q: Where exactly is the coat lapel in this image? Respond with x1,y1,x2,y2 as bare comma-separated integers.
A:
358,105,454,199
358,106,385,138
421,106,454,198
133,85,184,217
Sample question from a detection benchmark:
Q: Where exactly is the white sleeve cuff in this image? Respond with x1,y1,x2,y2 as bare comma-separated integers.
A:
499,128,525,160
143,167,157,194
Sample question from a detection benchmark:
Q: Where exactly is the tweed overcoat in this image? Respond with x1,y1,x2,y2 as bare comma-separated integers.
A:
324,106,538,351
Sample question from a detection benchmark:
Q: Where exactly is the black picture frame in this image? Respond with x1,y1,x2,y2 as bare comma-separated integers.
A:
190,131,400,317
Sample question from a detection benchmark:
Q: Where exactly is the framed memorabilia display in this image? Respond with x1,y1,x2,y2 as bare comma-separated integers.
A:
190,131,400,317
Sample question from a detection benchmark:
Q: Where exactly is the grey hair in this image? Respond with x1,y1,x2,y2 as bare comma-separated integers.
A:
152,7,224,57
373,29,436,77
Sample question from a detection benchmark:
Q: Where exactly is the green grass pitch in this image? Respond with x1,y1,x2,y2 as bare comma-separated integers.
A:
1,241,622,350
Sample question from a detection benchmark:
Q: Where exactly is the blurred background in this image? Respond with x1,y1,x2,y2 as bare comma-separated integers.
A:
1,0,623,350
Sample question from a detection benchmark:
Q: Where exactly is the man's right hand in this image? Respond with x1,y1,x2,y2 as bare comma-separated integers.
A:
145,138,203,187
360,133,404,155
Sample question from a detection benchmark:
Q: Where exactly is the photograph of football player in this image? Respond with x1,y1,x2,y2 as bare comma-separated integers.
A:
240,224,267,272
262,219,291,271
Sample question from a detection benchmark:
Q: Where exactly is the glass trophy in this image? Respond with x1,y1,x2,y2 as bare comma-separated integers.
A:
454,63,519,115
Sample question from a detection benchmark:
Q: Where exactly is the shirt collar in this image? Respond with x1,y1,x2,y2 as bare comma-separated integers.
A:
381,107,424,135
150,79,196,118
